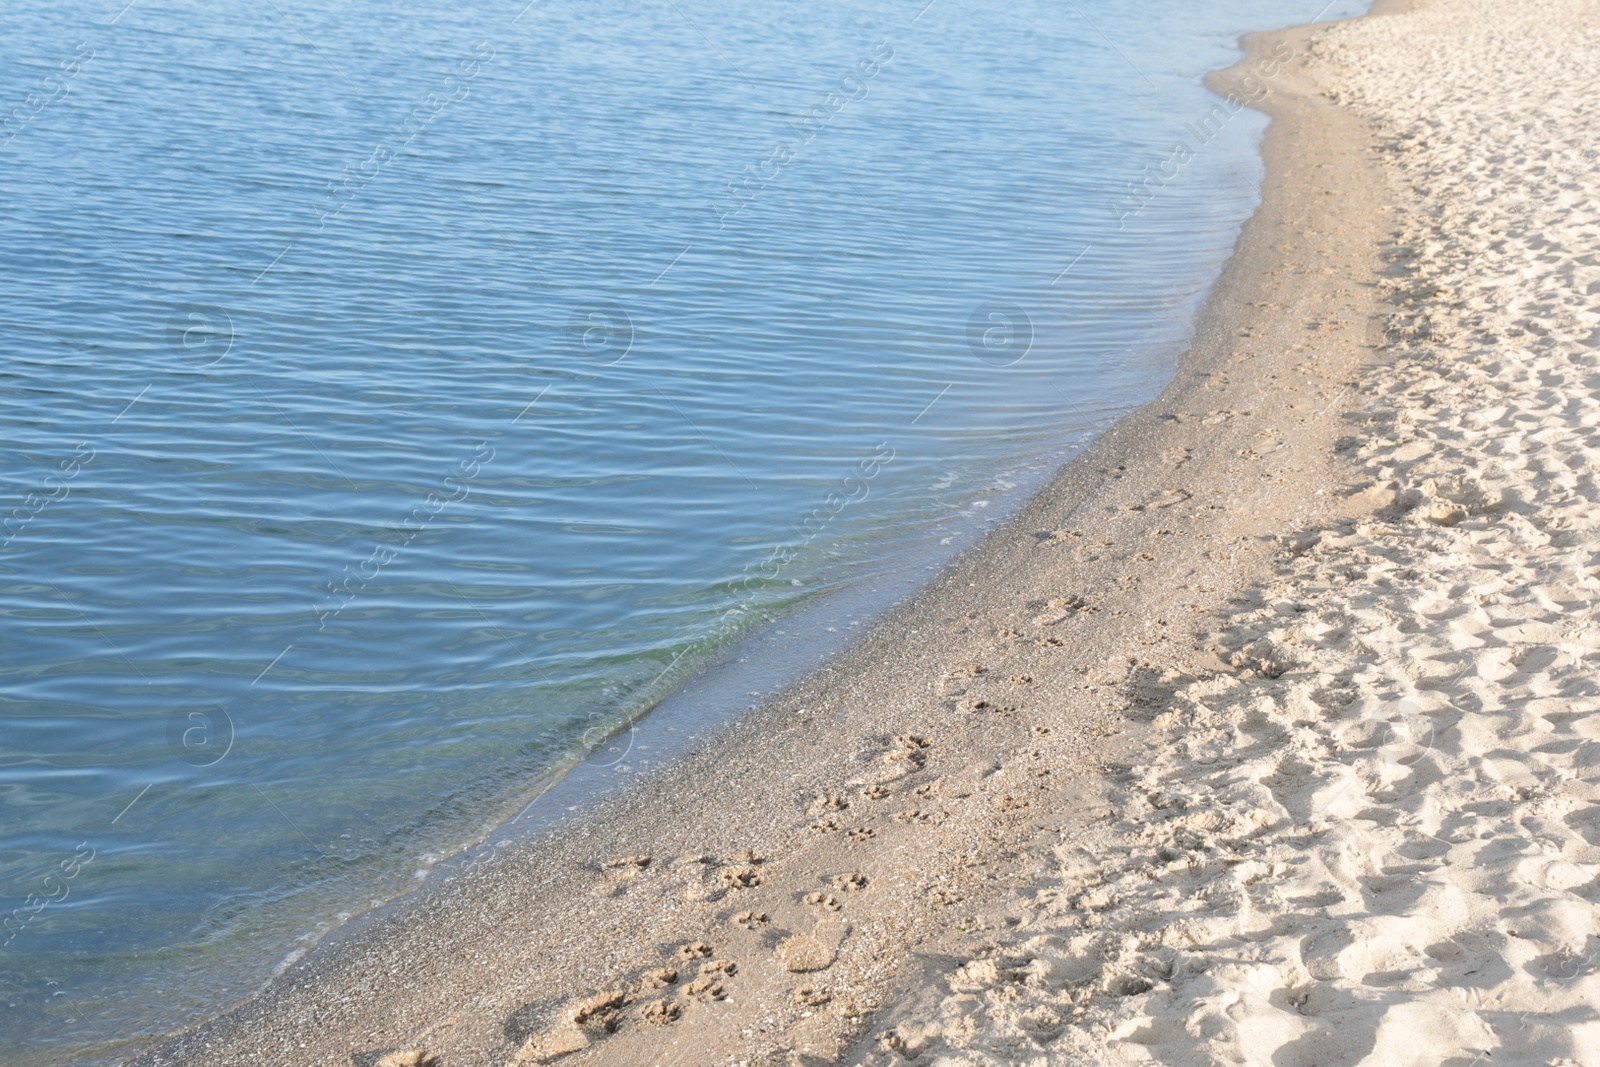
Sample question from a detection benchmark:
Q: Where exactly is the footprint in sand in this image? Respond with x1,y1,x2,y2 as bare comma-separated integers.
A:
682,960,737,1001
731,910,768,928
512,989,634,1063
810,794,849,813
684,975,728,1000
569,990,626,1030
831,872,869,892
860,784,892,800
941,663,987,683
1032,595,1090,626
882,741,928,778
601,855,651,883
811,815,843,833
847,827,876,841
632,966,678,995
792,985,831,1007
804,892,843,912
778,920,849,973
639,999,682,1026
676,941,714,960
885,735,929,768
719,866,762,889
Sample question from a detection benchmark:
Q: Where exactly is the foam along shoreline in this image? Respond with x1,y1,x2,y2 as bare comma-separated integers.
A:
117,0,1519,1062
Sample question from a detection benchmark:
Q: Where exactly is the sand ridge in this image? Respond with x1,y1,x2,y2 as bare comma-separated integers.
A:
126,4,1417,1066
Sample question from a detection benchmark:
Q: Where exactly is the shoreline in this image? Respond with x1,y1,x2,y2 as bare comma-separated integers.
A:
129,5,1399,1065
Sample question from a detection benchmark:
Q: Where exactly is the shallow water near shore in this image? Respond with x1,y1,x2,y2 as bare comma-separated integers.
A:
0,0,1364,1060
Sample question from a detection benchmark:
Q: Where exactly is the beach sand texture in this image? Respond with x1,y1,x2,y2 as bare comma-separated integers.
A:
126,0,1600,1064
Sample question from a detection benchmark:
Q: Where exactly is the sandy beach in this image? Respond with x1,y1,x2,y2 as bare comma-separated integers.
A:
125,0,1600,1063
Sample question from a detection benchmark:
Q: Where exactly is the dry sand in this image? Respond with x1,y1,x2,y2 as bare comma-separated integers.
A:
126,0,1600,1063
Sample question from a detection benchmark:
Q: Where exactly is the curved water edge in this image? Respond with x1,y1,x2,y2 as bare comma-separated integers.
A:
0,0,1370,1061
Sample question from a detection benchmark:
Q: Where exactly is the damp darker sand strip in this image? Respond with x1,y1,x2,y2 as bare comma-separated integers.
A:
126,7,1401,1066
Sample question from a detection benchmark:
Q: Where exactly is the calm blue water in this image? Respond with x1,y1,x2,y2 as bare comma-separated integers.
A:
0,0,1364,1060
